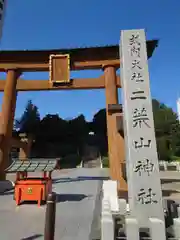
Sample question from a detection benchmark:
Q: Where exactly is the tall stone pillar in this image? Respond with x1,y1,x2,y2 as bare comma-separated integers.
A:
19,147,27,159
103,65,126,190
19,134,33,159
0,69,19,180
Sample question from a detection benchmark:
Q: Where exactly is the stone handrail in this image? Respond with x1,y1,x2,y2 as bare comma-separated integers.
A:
159,161,180,171
101,180,180,240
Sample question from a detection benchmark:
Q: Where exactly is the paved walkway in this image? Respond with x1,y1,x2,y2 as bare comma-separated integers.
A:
0,168,107,240
2,168,180,239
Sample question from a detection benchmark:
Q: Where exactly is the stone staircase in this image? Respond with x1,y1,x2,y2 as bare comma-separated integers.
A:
83,158,102,168
82,144,102,168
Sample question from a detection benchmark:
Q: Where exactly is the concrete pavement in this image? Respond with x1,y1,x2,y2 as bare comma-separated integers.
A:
0,168,107,240
1,168,180,239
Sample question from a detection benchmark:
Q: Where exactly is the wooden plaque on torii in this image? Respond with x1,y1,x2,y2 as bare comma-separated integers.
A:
49,54,70,84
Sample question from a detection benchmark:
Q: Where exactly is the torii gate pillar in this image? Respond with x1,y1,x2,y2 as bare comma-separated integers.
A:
0,69,19,180
103,65,127,191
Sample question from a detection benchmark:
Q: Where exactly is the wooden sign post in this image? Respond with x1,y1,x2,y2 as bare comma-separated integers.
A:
120,29,164,227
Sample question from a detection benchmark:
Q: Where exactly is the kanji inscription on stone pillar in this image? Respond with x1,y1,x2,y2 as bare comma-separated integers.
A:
120,29,164,226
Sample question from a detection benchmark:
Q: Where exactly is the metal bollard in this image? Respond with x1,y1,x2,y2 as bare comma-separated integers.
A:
44,192,56,240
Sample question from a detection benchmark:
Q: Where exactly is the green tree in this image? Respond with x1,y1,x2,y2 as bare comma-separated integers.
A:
92,109,107,136
152,99,180,160
92,109,108,156
15,100,40,134
68,114,88,153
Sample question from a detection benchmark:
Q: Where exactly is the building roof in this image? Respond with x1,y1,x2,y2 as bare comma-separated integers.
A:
6,159,58,173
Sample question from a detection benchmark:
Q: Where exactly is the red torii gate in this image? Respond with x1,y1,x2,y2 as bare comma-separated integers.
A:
0,42,158,194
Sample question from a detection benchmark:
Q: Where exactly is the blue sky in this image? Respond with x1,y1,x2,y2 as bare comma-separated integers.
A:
0,0,180,121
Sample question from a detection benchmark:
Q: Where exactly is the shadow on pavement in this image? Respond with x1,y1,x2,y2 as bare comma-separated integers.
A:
21,234,43,240
53,176,109,184
56,193,90,202
0,189,14,195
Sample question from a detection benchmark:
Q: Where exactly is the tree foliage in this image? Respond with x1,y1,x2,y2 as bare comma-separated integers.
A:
152,99,180,160
15,100,40,134
14,98,180,161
